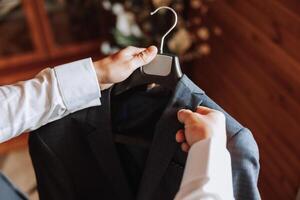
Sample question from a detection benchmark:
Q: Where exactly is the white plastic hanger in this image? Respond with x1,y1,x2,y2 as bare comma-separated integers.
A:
113,6,182,96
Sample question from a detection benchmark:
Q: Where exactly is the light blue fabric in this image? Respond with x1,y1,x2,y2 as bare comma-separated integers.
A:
182,76,260,199
0,172,28,200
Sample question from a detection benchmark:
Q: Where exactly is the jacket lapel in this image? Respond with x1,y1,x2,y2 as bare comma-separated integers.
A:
75,89,133,200
137,76,205,200
73,75,204,200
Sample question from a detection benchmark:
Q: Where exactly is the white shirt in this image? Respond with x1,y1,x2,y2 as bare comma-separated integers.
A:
0,58,234,199
0,58,100,143
175,138,234,200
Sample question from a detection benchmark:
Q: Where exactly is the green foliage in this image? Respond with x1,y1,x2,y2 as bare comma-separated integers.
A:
112,28,149,47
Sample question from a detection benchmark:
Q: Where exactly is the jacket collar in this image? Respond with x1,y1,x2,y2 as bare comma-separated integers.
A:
136,75,204,200
79,86,133,200
75,75,205,200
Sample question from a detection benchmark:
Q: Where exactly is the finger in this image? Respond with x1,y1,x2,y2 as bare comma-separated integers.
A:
120,46,145,55
181,143,190,152
100,83,114,91
130,45,158,70
175,129,186,143
177,109,195,124
196,106,213,115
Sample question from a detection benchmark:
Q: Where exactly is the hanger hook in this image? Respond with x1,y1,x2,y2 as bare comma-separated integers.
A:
150,6,178,54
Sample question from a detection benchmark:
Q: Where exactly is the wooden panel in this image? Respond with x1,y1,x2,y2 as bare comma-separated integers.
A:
33,0,111,58
0,0,48,69
274,0,300,18
223,0,300,63
23,0,48,57
0,0,107,70
189,1,300,199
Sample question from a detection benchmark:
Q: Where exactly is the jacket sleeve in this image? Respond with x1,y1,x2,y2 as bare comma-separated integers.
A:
0,58,101,143
29,133,75,200
228,128,260,200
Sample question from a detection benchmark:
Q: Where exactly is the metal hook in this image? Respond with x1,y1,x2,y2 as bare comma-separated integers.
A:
150,6,178,54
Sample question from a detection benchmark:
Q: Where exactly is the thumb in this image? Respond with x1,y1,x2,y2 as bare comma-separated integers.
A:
196,106,212,115
177,109,194,124
130,45,158,70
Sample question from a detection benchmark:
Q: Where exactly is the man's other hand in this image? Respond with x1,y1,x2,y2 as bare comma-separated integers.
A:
176,106,227,152
93,46,158,90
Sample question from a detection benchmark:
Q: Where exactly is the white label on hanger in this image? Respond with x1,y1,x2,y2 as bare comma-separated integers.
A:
142,54,172,76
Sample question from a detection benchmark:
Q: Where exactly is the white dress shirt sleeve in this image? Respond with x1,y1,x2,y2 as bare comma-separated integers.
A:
175,137,235,200
0,58,101,143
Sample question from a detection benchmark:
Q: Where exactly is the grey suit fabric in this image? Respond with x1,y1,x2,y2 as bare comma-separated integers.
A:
0,172,28,200
29,75,260,200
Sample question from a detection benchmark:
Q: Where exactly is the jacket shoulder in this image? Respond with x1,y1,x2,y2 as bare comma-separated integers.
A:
200,94,243,137
228,128,260,199
30,107,90,139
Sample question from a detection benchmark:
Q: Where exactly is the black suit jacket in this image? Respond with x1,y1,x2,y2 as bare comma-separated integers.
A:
30,75,260,200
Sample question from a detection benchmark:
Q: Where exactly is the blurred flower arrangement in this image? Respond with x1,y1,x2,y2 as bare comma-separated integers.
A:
100,0,222,62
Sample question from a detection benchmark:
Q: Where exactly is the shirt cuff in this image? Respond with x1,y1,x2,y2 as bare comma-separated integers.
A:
54,58,101,112
180,137,232,187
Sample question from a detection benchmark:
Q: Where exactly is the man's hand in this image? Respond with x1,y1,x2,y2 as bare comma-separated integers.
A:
93,46,158,90
176,106,226,152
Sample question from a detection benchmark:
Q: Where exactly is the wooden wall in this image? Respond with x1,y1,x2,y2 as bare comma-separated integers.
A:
188,0,300,199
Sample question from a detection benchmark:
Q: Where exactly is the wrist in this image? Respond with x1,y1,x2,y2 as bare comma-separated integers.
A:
188,130,212,147
93,61,112,91
93,60,106,85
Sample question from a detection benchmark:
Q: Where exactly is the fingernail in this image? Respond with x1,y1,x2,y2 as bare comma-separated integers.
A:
178,109,187,116
178,109,184,113
148,45,157,52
